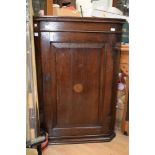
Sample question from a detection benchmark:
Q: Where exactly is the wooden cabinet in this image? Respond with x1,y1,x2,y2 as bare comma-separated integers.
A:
33,17,125,144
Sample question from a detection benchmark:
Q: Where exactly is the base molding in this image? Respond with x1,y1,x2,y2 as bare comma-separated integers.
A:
48,132,116,145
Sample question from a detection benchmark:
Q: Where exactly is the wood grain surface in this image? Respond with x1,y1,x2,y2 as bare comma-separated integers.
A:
34,17,125,143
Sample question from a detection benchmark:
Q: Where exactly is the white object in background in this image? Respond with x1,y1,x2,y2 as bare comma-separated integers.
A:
108,7,123,15
53,4,60,7
92,0,112,9
76,0,113,17
52,4,60,16
92,5,129,22
95,6,123,15
76,0,92,17
118,83,125,91
39,10,44,16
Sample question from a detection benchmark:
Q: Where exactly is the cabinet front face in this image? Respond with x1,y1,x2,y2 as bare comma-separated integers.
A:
38,31,117,140
34,18,124,143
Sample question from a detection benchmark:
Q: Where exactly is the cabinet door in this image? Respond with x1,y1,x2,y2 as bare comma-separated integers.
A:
39,32,118,139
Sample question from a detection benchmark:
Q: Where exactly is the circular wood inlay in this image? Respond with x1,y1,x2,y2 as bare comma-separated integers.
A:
73,83,83,93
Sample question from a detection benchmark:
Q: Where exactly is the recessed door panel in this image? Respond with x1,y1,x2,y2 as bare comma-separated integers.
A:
50,42,107,131
56,49,100,126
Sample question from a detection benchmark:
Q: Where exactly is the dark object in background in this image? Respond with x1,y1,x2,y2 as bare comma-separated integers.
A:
113,0,129,16
126,95,129,122
62,1,71,7
54,0,75,7
26,131,48,155
121,22,129,43
32,0,45,16
32,0,41,16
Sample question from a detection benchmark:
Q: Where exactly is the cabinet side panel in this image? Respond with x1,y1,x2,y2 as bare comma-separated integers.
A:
102,43,114,131
40,32,56,133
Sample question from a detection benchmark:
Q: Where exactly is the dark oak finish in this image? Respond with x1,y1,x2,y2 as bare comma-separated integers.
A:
33,17,125,144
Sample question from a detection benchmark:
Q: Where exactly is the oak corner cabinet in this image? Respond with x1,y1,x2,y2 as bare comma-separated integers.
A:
33,17,125,144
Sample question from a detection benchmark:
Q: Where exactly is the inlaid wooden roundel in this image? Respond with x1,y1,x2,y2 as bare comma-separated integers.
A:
73,83,83,93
